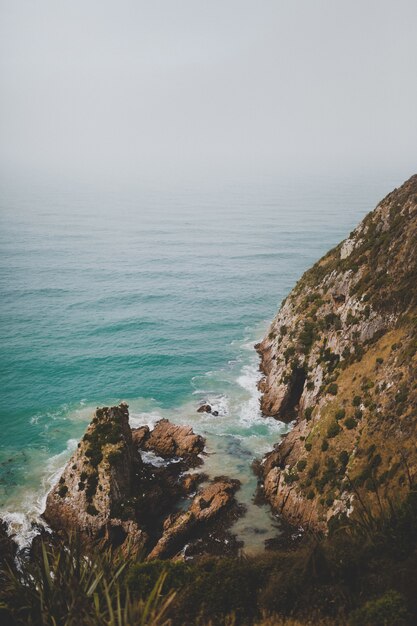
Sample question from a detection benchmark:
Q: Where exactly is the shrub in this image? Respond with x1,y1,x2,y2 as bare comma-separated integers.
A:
86,504,99,516
321,439,329,451
107,449,123,464
339,450,349,467
335,408,346,420
58,485,68,498
304,407,313,421
305,442,312,451
299,320,317,354
85,473,99,500
327,422,341,438
297,459,307,472
376,357,384,365
344,417,357,430
308,461,320,479
352,395,361,406
327,383,338,396
395,386,408,404
0,535,175,626
284,471,299,485
307,490,315,500
349,590,409,626
127,560,192,598
283,346,296,362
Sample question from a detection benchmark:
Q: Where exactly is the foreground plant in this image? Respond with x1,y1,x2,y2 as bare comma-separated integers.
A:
0,534,175,626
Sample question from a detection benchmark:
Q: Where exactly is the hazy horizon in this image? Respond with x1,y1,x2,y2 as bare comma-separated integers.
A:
1,0,417,187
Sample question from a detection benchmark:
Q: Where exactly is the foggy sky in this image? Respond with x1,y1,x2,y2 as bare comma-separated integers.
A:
1,0,417,184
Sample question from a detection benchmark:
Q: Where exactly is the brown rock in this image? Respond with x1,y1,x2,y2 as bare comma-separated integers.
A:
43,403,146,550
181,472,208,494
131,425,150,447
147,477,240,560
197,403,212,413
142,419,205,459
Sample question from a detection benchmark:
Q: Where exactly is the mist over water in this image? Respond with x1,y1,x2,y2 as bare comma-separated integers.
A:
0,171,406,549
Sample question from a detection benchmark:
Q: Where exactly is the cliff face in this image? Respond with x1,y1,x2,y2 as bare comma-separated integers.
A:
44,403,146,548
257,174,417,530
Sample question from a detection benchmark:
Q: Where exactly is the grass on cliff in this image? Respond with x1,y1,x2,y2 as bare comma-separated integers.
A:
2,487,417,625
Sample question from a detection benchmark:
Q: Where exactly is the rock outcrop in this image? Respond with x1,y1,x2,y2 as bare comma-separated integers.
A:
257,174,417,531
147,477,241,560
43,404,243,558
133,418,205,462
43,403,146,549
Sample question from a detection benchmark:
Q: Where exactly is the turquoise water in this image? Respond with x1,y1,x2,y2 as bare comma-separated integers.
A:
0,171,402,549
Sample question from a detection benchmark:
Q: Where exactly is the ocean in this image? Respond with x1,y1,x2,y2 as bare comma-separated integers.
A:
0,170,403,551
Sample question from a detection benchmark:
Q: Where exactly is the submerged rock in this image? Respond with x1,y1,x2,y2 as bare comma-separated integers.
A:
197,403,212,413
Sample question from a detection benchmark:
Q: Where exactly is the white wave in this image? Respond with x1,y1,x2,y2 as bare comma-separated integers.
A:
1,438,78,550
129,410,164,430
140,450,181,467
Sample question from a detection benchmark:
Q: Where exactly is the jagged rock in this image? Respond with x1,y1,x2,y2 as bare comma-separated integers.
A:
131,425,150,447
147,477,241,560
42,404,215,557
181,472,208,494
257,174,417,531
141,418,205,460
43,403,146,549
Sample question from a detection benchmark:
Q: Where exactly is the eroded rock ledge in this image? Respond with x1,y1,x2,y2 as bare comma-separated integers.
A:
43,404,242,559
256,174,417,532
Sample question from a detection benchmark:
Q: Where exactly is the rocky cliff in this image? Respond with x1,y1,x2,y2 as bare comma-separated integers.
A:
44,403,146,549
44,403,242,558
257,174,417,530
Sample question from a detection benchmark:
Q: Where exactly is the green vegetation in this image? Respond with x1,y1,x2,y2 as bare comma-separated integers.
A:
339,450,349,467
299,320,317,354
58,484,68,498
344,417,357,430
304,406,313,421
349,591,409,625
0,535,174,626
327,383,338,396
296,459,307,472
335,408,346,420
327,421,341,438
86,504,99,516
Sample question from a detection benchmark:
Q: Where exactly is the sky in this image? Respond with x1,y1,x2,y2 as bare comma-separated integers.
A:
1,0,417,185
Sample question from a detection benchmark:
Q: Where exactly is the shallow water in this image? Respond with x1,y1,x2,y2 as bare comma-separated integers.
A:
0,171,403,550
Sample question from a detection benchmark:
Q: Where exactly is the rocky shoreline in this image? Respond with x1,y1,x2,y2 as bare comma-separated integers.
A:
3,175,416,563
41,402,244,560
